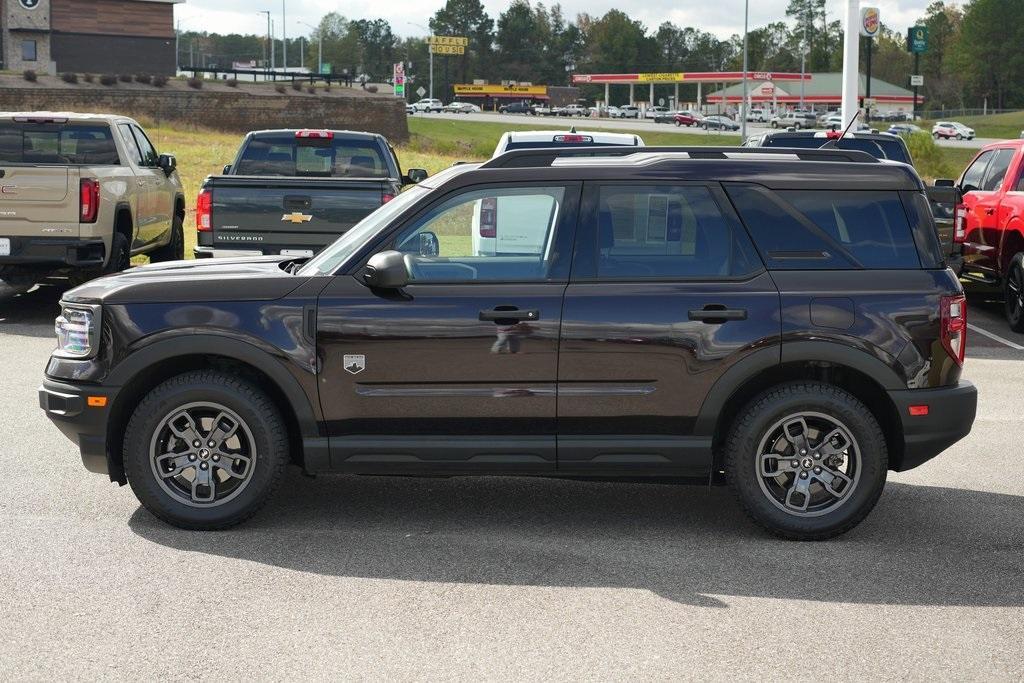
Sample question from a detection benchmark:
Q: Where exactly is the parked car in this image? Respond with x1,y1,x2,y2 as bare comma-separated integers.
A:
405,103,416,115
491,129,644,157
672,111,703,127
411,98,444,113
498,101,535,115
617,105,640,119
746,108,769,122
0,112,185,287
443,102,481,114
40,145,977,539
603,106,623,118
887,123,923,136
532,104,556,116
953,140,1024,329
644,106,670,120
702,115,740,131
771,111,818,129
557,104,590,117
932,122,975,140
195,129,426,259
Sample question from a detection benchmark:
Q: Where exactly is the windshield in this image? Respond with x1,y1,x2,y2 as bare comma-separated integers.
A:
298,186,429,275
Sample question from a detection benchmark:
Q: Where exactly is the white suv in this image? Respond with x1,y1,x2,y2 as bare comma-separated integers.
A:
411,98,444,113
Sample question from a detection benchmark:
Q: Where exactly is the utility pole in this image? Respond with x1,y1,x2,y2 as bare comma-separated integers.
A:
298,21,322,74
740,0,749,138
281,0,287,69
257,11,272,69
408,22,433,100
799,17,806,110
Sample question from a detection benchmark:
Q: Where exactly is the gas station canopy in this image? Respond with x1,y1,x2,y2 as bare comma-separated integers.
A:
571,71,812,85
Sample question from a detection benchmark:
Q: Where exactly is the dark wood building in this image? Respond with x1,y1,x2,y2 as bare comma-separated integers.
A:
2,0,180,75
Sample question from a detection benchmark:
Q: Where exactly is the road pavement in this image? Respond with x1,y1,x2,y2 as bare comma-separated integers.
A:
0,280,1021,680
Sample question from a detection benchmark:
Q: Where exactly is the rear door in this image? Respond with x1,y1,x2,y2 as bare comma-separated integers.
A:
556,181,778,476
116,122,166,249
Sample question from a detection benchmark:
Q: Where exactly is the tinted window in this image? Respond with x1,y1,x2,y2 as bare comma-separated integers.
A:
390,186,569,282
117,123,143,165
235,135,389,177
131,125,159,166
961,151,992,192
591,185,761,279
728,184,921,269
0,122,119,164
982,148,1014,192
759,135,911,163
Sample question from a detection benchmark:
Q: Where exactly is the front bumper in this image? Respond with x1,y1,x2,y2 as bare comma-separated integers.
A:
887,381,978,471
0,237,105,267
39,379,120,479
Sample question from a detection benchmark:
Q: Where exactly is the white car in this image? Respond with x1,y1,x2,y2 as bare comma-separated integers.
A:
411,98,444,113
747,108,769,122
932,121,975,140
644,106,670,119
617,105,640,119
443,102,481,114
481,130,645,256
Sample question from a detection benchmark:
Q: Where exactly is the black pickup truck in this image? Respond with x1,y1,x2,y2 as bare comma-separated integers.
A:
195,129,426,258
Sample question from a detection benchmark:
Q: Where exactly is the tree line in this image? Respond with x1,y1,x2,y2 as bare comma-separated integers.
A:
178,0,1024,109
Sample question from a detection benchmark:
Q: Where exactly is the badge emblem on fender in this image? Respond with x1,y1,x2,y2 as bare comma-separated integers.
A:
343,354,365,374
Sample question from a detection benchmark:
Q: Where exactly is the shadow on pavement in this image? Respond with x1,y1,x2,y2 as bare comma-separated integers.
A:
129,473,1024,608
0,280,72,337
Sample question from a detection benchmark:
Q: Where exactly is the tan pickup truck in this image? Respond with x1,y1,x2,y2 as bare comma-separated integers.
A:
0,112,185,285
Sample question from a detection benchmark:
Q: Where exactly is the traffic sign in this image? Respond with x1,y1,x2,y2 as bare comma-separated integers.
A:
416,86,426,97
907,26,928,53
910,74,924,87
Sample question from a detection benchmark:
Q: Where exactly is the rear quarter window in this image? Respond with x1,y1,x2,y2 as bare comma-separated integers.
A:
726,185,921,270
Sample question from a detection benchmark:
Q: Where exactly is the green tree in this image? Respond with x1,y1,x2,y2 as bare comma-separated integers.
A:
956,0,1024,108
431,0,495,96
495,0,539,81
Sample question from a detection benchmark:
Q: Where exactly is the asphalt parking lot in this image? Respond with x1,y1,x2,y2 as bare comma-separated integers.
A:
1,280,1021,679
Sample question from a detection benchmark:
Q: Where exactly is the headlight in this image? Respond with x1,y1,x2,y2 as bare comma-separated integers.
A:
54,303,101,359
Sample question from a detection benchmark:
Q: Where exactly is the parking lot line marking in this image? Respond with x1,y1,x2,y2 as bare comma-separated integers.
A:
968,323,1024,350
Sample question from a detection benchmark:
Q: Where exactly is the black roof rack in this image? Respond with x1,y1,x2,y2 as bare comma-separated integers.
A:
482,145,881,169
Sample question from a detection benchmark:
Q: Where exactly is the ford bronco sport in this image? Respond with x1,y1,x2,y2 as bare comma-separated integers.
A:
0,112,185,285
39,146,977,540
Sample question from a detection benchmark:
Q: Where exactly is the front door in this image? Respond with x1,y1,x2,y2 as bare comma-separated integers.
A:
557,181,780,476
317,182,580,473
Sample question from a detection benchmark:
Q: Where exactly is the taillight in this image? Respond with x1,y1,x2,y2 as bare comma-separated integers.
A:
479,197,497,238
953,203,967,243
196,189,212,232
941,294,967,366
381,192,394,205
79,178,99,223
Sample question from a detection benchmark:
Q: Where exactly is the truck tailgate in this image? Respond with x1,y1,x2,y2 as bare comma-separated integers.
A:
0,166,80,236
208,176,390,255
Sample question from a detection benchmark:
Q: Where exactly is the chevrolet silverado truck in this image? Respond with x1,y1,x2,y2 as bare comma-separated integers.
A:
953,139,1024,330
195,129,427,259
0,112,185,285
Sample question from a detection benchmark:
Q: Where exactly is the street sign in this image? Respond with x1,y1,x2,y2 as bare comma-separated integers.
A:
393,62,405,97
322,62,332,74
860,7,880,38
430,44,465,55
907,26,928,53
416,86,426,98
910,74,924,87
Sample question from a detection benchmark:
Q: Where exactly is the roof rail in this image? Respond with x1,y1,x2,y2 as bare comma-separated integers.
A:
482,145,880,169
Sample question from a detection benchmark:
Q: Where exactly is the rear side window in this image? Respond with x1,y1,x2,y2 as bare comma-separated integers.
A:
0,122,119,165
726,185,920,269
234,135,390,177
585,184,762,279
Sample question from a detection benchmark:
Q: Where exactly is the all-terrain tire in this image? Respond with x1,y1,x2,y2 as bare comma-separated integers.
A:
149,214,185,263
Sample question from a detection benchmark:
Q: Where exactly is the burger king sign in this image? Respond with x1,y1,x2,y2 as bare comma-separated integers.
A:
860,7,881,38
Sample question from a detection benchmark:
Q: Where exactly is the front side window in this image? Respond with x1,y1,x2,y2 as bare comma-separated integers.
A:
587,184,762,279
981,148,1015,192
391,185,570,282
961,150,992,192
117,123,143,165
131,125,159,166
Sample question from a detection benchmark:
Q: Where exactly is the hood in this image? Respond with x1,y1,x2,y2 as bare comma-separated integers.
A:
63,255,312,305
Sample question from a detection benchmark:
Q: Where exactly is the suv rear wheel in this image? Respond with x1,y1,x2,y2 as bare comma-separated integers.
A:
1005,255,1024,332
724,382,888,540
123,370,289,529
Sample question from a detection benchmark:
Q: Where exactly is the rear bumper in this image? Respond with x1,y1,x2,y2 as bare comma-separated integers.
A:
39,379,120,479
0,237,105,268
887,381,977,471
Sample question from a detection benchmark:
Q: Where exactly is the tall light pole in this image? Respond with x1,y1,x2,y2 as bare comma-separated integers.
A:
841,0,860,129
740,0,749,138
799,17,807,110
281,0,287,69
257,11,273,70
297,20,322,74
408,22,433,100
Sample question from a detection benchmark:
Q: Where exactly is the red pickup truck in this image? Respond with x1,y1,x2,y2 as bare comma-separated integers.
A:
955,140,1024,330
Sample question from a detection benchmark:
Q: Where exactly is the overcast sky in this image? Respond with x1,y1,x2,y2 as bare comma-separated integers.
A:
175,0,956,41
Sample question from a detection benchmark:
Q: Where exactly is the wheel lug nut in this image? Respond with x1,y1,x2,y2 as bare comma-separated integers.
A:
790,460,800,468
192,440,201,448
208,441,215,447
800,449,807,455
212,455,220,461
188,454,197,461
200,462,208,470
814,466,822,474
799,471,809,479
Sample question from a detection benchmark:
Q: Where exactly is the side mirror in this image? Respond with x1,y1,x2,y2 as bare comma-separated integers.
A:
417,231,439,257
404,168,428,185
362,250,410,289
222,164,232,174
158,153,177,176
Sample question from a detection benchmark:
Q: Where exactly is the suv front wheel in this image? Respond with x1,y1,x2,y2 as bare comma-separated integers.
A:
724,382,888,540
123,370,289,529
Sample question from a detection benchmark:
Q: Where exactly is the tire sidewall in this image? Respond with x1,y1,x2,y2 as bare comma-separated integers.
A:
103,232,130,274
727,383,888,538
1005,256,1024,330
124,376,286,528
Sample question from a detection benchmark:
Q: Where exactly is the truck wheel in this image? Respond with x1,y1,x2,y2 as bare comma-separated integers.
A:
724,382,888,540
102,232,130,275
123,370,289,530
1005,256,1024,332
149,215,185,263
